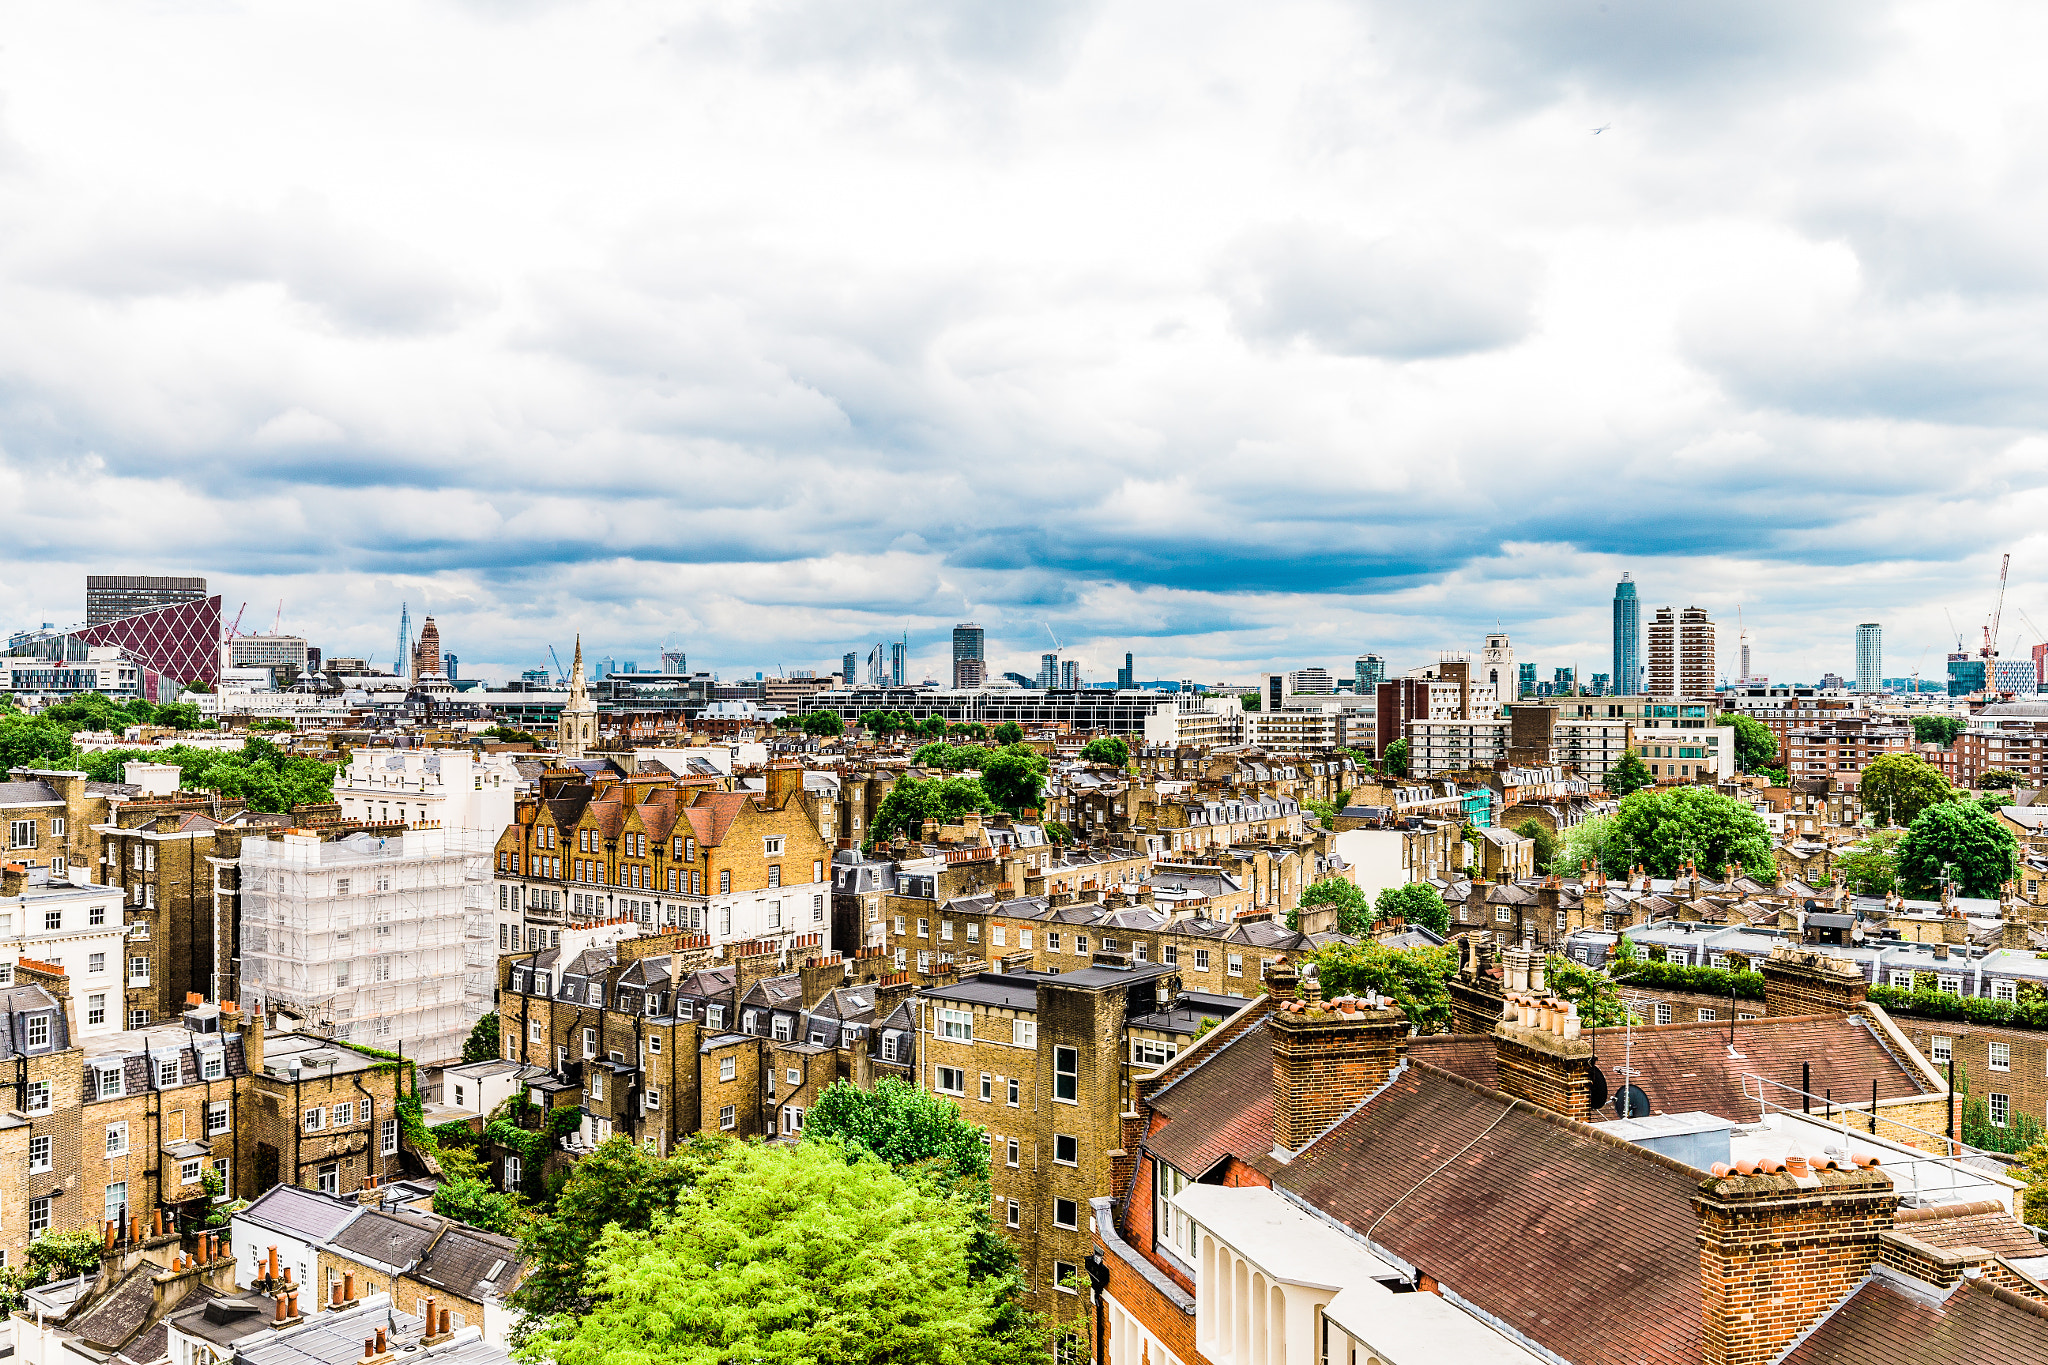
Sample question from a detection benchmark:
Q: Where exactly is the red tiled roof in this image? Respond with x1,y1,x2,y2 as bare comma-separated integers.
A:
1273,1061,1706,1365
1407,1034,1497,1087
1896,1200,2047,1260
1582,1013,1929,1122
1143,1016,1276,1179
684,791,749,847
1781,1273,2048,1365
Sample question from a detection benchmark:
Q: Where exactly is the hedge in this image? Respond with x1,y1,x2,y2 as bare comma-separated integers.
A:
1613,957,1766,1001
1867,984,2048,1029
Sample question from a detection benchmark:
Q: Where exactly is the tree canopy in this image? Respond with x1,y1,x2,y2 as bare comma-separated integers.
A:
1602,786,1772,879
1556,814,1622,878
991,721,1024,745
1079,736,1129,767
462,1011,501,1064
71,740,336,813
1912,714,1967,748
798,710,844,738
509,1134,713,1331
910,741,989,772
1512,818,1558,874
1293,875,1370,933
1977,768,2025,791
1303,942,1457,1033
803,1078,990,1193
1834,829,1902,896
978,744,1049,816
1714,712,1780,773
1859,753,1954,827
1603,749,1654,798
1896,799,2018,899
1380,737,1409,777
520,1139,1037,1365
1375,881,1450,935
865,775,997,848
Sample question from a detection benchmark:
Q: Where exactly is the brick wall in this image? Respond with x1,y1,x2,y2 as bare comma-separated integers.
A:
1492,1024,1593,1121
1761,947,1868,1017
1694,1166,1898,1365
1268,1002,1406,1151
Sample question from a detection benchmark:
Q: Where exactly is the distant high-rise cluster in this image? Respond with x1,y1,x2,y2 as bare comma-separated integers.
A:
952,623,985,689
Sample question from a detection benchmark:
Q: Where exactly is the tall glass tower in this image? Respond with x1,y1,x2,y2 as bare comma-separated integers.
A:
1612,574,1641,695
1856,623,1882,693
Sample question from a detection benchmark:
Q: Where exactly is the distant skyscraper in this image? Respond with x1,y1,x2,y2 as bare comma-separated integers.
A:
1855,623,1882,693
890,641,907,687
1589,672,1610,695
842,651,858,685
1648,606,1715,697
86,574,208,627
443,653,458,681
867,643,885,685
662,649,687,674
2035,642,2048,693
1060,659,1080,690
1612,574,1641,694
1117,653,1134,690
1993,658,2035,695
1739,641,1751,683
1552,666,1575,694
1039,653,1058,688
1517,662,1536,697
951,623,985,689
1287,666,1335,694
1355,653,1387,693
396,602,412,682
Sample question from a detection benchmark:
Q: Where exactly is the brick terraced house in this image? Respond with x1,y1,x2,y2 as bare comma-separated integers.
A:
1087,949,2038,1365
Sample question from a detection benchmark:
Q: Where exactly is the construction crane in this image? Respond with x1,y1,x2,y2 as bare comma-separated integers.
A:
273,599,284,635
1040,621,1064,651
548,644,567,683
227,602,247,639
1983,553,2011,661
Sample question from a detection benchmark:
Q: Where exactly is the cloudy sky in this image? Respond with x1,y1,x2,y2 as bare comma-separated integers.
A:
4,0,2046,688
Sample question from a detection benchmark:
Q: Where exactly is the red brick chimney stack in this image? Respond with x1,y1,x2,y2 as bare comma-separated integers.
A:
1269,971,1408,1157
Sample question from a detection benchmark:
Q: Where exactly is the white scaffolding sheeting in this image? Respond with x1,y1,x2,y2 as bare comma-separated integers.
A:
239,825,495,1063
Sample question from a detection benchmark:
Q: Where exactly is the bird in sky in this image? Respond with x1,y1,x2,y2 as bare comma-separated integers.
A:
1591,123,1611,134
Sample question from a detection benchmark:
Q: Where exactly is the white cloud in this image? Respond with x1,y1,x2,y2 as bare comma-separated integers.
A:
0,0,2042,686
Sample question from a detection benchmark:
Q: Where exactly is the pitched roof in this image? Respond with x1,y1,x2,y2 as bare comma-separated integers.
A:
1272,1061,1706,1365
1895,1200,2047,1260
1144,1016,1276,1179
237,1183,362,1242
682,791,750,847
1781,1272,2048,1365
1580,1013,1929,1122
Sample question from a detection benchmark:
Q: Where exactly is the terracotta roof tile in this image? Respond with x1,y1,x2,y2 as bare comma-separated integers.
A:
1782,1273,2048,1365
1406,1034,1498,1087
1581,1013,1928,1122
1143,1016,1275,1178
1273,1061,1705,1365
1896,1201,2047,1260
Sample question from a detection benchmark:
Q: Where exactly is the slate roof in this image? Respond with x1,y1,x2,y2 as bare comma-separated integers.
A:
70,1262,164,1349
1579,1014,1929,1121
1143,1015,1276,1179
237,1183,362,1243
0,780,62,804
1273,1060,1706,1365
413,1221,524,1300
1781,1272,2048,1365
330,1207,440,1270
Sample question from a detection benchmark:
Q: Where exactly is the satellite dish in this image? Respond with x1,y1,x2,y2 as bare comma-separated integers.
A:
1588,1065,1610,1112
1613,1084,1652,1120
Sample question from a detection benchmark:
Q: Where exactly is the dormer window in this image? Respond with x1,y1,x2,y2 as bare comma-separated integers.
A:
25,1014,49,1049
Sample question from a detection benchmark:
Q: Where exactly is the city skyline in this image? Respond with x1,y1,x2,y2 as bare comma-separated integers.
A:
3,4,2045,687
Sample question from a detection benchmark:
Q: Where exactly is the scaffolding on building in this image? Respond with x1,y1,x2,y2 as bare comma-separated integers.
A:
238,824,494,1063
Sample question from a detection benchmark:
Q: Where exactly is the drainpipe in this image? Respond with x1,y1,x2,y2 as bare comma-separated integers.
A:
1084,1252,1110,1364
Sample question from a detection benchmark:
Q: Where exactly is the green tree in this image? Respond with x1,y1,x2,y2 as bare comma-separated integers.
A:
947,722,988,742
979,744,1049,817
521,1140,1031,1365
1556,814,1625,878
2016,1138,2048,1226
0,714,80,769
804,1077,990,1191
1859,753,1954,827
1603,749,1654,798
917,714,949,740
1834,829,1903,896
510,1134,717,1331
1292,875,1371,933
1896,800,2018,899
1380,738,1410,778
865,775,998,848
248,717,294,732
992,721,1024,745
1302,942,1457,1033
71,740,336,813
1714,712,1780,773
800,709,845,738
1545,951,1635,1028
433,1170,530,1238
1513,819,1558,874
910,742,989,772
1977,768,2025,791
482,725,539,744
1040,819,1070,846
1912,714,1967,748
1079,736,1129,767
462,1011,501,1064
1240,692,1260,712
1603,787,1770,880
1375,881,1450,935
